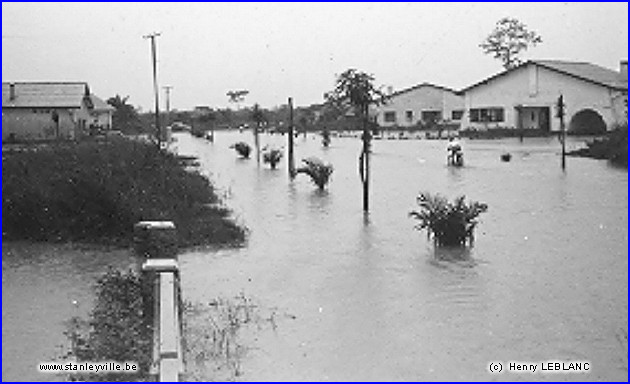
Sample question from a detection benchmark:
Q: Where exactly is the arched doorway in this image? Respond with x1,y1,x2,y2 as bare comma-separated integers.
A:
569,109,607,135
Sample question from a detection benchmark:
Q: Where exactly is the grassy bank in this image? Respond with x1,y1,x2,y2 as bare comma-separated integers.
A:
567,124,628,167
2,138,246,247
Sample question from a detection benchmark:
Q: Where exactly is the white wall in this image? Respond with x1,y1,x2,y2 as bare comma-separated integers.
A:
463,64,627,132
375,85,464,128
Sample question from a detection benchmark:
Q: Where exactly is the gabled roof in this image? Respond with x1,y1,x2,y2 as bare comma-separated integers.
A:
90,94,114,112
461,60,628,93
390,82,460,98
2,82,91,108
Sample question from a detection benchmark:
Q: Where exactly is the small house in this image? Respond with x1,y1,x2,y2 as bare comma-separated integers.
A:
374,83,464,129
2,82,113,142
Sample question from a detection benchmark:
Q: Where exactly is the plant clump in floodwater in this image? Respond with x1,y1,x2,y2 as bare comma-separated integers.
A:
262,148,283,169
231,142,252,159
409,192,488,247
296,157,334,190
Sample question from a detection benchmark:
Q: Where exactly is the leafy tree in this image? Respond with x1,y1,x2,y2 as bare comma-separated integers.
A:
480,17,542,70
251,103,266,128
325,69,387,118
325,69,387,211
227,90,249,110
107,95,142,133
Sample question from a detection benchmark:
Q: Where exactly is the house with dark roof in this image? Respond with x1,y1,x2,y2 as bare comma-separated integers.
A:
460,60,628,133
2,82,113,142
374,83,464,129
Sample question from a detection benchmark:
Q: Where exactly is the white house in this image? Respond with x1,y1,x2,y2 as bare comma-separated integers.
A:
2,82,113,142
374,83,464,129
89,94,114,132
460,60,628,133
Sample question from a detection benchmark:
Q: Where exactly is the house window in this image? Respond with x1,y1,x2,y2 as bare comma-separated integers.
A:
421,110,442,123
405,110,413,122
470,108,505,123
384,111,397,123
451,110,464,121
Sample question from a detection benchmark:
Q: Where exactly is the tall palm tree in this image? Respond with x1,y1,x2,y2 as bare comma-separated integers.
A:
325,69,387,212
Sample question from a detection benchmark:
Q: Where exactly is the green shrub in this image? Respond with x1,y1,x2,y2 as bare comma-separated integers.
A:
230,142,251,159
296,157,333,190
65,269,153,381
567,124,628,167
409,192,488,247
262,148,283,169
2,139,245,246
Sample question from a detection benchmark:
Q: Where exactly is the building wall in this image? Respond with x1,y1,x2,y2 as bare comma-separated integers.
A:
375,86,464,128
2,104,92,141
462,64,627,132
90,110,112,130
2,108,76,141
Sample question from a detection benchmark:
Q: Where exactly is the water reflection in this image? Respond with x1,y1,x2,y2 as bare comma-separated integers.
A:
307,189,331,214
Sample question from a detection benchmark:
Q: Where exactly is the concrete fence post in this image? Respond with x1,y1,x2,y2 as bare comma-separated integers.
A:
135,221,183,382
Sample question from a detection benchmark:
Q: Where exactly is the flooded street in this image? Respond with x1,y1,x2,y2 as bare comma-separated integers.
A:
176,131,627,381
2,244,135,382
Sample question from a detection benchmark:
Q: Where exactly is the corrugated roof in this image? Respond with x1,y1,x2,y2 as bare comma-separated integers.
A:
2,82,90,108
534,60,627,90
461,60,627,92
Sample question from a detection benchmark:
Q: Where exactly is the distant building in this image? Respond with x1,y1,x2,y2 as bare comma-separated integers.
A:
2,82,113,142
460,60,628,133
374,83,464,129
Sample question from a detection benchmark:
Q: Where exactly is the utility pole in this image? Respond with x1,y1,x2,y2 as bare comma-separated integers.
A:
163,85,173,129
557,94,566,170
361,105,371,212
144,32,162,148
288,97,296,178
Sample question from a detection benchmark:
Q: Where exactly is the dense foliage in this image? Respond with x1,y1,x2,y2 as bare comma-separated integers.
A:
2,138,245,246
66,269,152,381
409,192,488,247
231,142,252,159
568,124,628,167
262,148,283,169
296,158,334,190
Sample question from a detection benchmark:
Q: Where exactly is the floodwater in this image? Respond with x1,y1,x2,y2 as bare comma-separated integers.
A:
2,244,134,381
176,131,627,381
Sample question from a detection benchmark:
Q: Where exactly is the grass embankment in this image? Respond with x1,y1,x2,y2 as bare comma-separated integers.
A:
2,138,246,246
566,125,628,167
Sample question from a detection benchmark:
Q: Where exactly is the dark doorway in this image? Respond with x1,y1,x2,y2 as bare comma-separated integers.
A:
569,109,606,135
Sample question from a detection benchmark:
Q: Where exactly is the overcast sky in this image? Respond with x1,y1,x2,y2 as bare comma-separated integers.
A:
2,2,628,111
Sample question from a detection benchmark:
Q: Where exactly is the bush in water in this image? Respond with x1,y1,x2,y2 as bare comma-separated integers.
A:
296,157,333,190
262,148,283,169
409,192,488,247
231,142,252,159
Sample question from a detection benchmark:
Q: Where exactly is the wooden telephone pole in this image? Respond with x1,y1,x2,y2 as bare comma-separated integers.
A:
144,32,161,147
288,97,296,178
360,105,371,212
557,94,566,170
